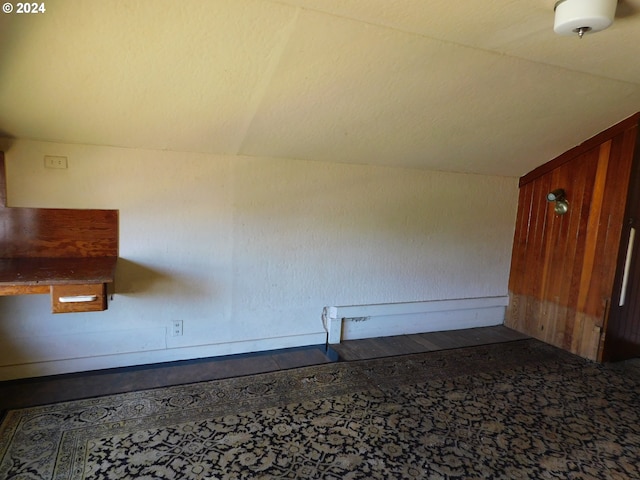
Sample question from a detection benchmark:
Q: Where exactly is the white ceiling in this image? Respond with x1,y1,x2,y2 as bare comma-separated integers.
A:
1,0,639,177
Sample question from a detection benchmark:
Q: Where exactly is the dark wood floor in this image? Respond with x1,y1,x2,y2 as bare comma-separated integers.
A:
332,325,528,361
0,326,528,411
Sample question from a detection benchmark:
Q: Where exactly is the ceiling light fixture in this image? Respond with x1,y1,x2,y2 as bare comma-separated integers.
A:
554,0,617,38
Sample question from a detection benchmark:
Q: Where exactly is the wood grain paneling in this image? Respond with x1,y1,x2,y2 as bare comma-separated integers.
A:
0,257,118,288
0,207,118,258
506,115,639,360
0,152,6,208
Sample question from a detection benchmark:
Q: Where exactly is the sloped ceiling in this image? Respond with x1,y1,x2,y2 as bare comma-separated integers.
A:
1,0,639,177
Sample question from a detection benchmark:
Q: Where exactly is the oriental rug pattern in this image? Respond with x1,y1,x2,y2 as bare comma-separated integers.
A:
1,339,640,479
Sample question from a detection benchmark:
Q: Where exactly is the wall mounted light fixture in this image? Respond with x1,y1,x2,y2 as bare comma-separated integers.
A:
547,188,569,215
554,0,617,38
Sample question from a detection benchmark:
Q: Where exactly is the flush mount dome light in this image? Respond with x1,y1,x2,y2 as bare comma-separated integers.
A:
554,0,617,38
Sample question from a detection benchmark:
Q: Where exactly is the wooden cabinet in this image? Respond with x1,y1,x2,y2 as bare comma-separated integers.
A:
506,113,640,361
0,152,119,313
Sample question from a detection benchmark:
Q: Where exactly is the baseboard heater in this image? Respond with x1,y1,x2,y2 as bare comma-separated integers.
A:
322,296,509,344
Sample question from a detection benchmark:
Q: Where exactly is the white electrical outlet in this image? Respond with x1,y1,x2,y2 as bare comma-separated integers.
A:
44,155,68,169
172,320,183,336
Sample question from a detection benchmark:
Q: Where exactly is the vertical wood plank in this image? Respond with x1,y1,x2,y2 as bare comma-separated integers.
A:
0,152,6,208
572,141,611,353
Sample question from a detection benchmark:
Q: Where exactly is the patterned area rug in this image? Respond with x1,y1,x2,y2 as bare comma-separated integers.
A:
1,339,640,479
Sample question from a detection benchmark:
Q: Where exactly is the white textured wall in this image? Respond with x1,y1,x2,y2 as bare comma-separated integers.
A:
0,140,518,379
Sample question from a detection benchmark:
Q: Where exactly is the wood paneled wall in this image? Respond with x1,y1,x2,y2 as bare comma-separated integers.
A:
506,114,640,360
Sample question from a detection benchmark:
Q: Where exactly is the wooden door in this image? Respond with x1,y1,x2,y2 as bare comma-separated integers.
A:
602,127,640,361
